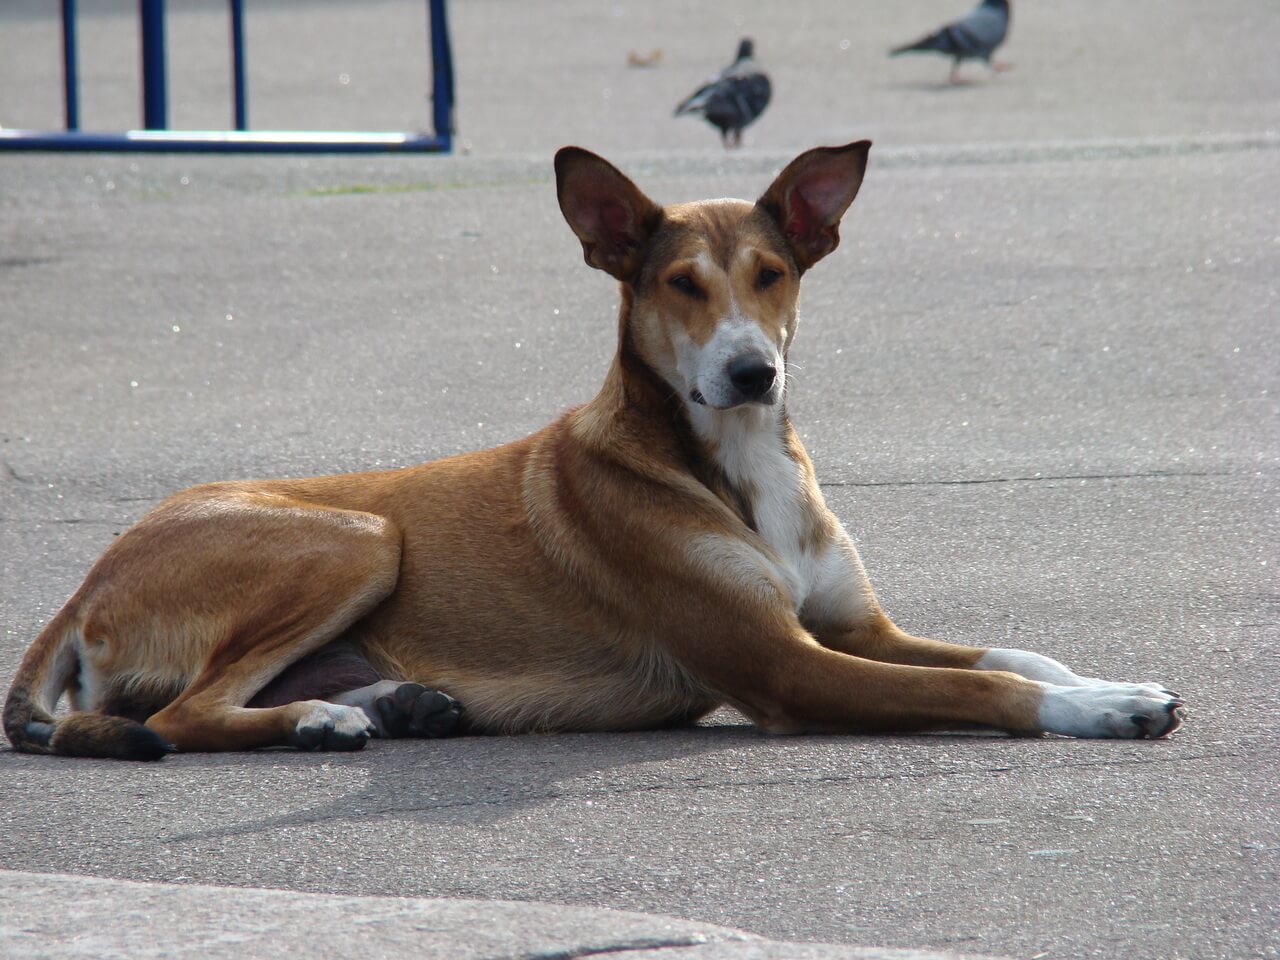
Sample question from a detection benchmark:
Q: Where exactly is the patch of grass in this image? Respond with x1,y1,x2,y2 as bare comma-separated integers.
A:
300,181,447,197
297,175,544,198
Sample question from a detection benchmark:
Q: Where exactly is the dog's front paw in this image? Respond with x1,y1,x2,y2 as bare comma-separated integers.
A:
290,701,375,751
373,683,463,739
1038,683,1185,739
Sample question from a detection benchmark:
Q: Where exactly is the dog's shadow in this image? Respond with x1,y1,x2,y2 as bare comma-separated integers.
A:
162,714,766,843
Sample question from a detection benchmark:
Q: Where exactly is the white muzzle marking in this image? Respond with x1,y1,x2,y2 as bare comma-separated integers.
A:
678,318,783,411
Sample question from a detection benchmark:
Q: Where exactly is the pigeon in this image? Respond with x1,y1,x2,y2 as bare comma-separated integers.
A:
890,0,1012,84
674,38,772,148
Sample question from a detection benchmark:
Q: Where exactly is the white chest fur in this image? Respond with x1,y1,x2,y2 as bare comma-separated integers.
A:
692,405,822,610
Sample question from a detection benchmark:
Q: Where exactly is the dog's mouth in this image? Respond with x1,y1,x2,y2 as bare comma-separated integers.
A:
689,387,780,410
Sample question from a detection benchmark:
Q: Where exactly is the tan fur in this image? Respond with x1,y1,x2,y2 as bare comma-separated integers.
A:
5,142,1069,758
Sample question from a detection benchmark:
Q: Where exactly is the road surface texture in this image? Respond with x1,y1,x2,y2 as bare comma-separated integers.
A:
1,2,1276,959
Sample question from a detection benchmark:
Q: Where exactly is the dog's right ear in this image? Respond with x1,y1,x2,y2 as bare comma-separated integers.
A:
555,147,663,284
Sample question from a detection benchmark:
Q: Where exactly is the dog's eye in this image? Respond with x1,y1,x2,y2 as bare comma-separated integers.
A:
668,274,700,297
757,267,784,290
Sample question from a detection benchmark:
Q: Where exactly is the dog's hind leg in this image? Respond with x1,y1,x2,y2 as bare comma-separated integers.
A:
6,488,407,758
247,642,381,707
134,492,404,753
249,644,463,739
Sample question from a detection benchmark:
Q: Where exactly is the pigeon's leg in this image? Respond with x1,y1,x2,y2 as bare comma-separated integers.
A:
949,60,964,84
732,129,743,148
989,59,1013,73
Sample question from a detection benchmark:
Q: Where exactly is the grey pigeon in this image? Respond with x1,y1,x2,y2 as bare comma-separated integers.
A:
674,38,772,148
890,0,1011,84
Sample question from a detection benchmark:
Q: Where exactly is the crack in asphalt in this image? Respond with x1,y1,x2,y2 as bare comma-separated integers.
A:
0,459,34,485
0,469,1253,514
818,470,1238,488
519,938,725,960
609,132,1280,184
0,517,121,525
872,132,1280,169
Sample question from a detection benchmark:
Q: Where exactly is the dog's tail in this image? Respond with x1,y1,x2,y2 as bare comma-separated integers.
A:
3,610,173,761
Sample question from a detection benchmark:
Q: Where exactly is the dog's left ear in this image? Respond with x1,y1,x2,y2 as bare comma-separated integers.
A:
756,141,871,273
555,147,663,284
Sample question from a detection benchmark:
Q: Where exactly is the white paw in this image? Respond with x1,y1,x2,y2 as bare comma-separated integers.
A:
1038,683,1185,739
290,701,375,751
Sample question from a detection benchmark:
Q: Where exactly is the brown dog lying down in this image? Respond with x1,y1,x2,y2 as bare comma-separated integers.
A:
3,142,1184,760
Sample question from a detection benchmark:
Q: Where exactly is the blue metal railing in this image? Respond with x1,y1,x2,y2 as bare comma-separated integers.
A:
139,0,168,130
0,0,454,153
230,0,247,131
60,0,80,130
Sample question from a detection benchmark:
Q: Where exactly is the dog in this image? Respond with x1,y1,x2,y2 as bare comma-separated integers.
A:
3,142,1185,760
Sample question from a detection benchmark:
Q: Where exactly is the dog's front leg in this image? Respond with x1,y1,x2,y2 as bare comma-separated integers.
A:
804,605,1154,688
806,613,1184,739
793,536,1184,738
972,647,1175,691
671,615,1048,736
807,609,989,669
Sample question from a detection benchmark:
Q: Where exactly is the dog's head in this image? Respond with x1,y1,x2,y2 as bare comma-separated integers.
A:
555,143,869,413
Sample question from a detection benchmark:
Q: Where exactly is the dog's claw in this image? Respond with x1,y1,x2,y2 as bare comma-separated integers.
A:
1153,703,1186,739
292,719,327,751
1130,712,1166,739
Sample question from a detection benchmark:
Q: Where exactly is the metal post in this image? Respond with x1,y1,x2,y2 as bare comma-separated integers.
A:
229,0,247,130
139,0,168,130
60,0,80,130
427,0,454,140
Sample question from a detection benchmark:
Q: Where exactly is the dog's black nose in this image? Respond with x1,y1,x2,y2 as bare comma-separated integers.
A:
727,355,777,401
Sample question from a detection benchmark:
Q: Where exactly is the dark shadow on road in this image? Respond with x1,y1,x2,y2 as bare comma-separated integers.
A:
882,79,987,93
158,719,767,843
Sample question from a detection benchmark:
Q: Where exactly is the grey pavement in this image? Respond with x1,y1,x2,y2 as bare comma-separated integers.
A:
1,2,1277,960
0,871,983,960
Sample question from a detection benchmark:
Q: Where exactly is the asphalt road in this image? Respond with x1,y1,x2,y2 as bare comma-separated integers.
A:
1,2,1277,959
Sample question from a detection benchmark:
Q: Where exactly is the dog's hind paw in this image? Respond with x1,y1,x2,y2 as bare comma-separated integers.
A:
374,683,463,739
290,701,375,751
